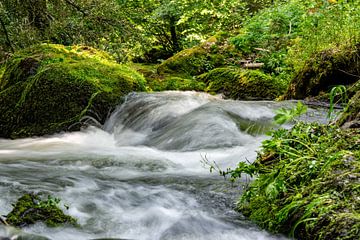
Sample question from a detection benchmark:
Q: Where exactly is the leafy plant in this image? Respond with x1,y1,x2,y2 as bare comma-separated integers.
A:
273,101,308,125
328,85,348,119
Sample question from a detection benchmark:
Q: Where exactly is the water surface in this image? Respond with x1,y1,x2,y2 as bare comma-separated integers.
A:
0,91,327,240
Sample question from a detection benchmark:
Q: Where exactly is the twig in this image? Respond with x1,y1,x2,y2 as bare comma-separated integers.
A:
338,69,360,79
0,215,9,226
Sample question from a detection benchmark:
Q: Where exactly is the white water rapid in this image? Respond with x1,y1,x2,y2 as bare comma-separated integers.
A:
0,91,328,240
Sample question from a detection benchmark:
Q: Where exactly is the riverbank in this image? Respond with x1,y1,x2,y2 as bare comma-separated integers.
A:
231,121,359,239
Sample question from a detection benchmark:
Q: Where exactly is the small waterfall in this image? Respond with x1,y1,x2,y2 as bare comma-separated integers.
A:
0,91,328,240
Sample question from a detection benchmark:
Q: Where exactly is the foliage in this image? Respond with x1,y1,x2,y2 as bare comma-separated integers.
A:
273,101,307,125
231,0,360,94
231,0,306,75
328,85,348,119
0,0,275,62
224,122,360,239
6,193,77,228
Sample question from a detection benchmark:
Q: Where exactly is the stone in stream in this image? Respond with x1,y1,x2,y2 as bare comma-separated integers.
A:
5,193,77,228
0,44,147,139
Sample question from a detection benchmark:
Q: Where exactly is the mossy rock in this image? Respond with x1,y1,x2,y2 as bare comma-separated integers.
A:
6,193,77,228
0,44,146,138
131,63,206,92
286,45,360,99
237,122,360,239
149,76,206,92
337,89,360,128
157,32,240,77
197,67,286,100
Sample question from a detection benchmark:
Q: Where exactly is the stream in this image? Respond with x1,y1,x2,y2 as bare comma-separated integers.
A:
0,91,328,240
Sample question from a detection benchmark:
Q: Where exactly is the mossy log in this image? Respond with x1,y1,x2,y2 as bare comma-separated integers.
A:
0,44,146,138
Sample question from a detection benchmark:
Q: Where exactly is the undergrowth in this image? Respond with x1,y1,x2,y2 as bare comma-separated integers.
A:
227,122,359,239
231,0,360,87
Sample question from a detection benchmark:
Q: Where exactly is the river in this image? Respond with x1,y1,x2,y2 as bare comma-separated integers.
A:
0,91,328,240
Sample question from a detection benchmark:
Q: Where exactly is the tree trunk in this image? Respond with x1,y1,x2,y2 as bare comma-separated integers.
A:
169,16,180,53
27,0,49,34
0,15,14,53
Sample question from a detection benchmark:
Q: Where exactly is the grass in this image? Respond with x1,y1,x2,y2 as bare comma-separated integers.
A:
228,122,359,239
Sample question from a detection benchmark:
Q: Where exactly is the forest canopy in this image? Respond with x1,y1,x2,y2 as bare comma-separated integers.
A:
0,0,276,62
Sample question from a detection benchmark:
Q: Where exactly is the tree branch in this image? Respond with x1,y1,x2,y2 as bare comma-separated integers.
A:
63,0,87,16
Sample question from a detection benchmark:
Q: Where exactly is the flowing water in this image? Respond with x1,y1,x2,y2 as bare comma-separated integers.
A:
0,91,328,240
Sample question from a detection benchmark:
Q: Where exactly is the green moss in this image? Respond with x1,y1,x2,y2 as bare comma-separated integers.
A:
197,67,286,100
337,90,360,128
0,44,146,138
237,122,360,239
152,76,206,91
130,63,205,92
157,32,240,77
0,65,4,79
286,45,360,99
6,193,77,228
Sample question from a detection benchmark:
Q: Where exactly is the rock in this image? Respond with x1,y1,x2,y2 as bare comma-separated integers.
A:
337,90,360,128
197,67,286,100
0,44,147,138
6,193,77,228
157,32,240,77
286,45,360,99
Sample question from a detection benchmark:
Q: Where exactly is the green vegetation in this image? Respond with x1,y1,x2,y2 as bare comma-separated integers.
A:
6,193,77,228
0,44,146,138
157,32,239,76
273,101,308,125
0,0,275,62
231,0,360,98
223,122,359,239
337,90,360,128
0,0,359,238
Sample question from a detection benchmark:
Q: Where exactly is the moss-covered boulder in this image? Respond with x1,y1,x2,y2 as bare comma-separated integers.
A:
0,44,146,138
6,194,77,228
236,122,360,239
131,63,205,92
197,67,286,100
286,45,360,99
337,89,360,128
150,76,206,92
157,32,240,77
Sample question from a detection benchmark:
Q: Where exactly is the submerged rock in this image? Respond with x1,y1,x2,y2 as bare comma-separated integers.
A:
6,193,77,228
0,44,146,138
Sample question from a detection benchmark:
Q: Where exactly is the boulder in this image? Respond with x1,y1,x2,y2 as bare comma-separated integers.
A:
0,44,146,138
157,32,240,77
286,45,360,99
197,67,286,100
6,193,77,228
337,89,360,128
